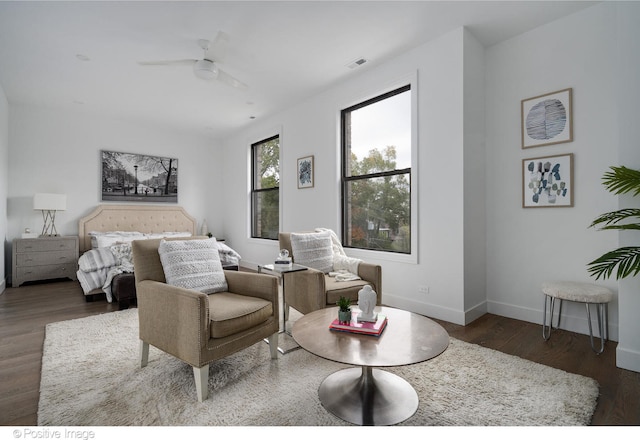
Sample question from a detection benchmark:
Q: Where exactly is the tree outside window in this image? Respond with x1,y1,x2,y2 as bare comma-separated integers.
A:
251,135,279,239
342,86,411,253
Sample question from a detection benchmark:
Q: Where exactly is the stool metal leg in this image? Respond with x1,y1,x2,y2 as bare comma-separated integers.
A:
604,303,609,341
585,303,607,354
542,296,562,340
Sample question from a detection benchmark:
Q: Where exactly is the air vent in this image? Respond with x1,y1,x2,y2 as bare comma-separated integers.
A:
347,57,368,69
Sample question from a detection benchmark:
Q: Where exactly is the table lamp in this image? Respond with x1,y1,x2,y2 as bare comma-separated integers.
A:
33,193,67,236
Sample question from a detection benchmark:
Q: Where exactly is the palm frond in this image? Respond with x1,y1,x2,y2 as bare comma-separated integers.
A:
587,246,640,280
589,208,640,229
598,224,640,231
602,166,640,196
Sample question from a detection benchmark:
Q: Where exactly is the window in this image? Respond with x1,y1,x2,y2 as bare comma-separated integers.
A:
251,135,280,239
341,85,411,253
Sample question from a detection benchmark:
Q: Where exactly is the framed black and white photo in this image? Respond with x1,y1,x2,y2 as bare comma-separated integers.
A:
522,153,573,208
101,150,178,203
297,155,314,189
521,88,573,149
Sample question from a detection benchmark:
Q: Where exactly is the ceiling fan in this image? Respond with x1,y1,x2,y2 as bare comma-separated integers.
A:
137,32,248,90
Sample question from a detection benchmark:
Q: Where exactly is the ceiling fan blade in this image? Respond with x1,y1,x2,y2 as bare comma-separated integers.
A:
204,31,229,61
137,59,196,66
216,67,248,90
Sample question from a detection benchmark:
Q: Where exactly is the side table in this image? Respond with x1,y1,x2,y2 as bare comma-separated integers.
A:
258,263,307,354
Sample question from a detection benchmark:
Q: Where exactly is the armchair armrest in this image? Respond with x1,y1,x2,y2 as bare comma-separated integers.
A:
224,270,278,304
282,268,327,314
357,262,382,304
136,279,209,366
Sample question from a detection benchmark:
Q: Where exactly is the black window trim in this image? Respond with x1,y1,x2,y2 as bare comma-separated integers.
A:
251,134,280,240
340,84,412,254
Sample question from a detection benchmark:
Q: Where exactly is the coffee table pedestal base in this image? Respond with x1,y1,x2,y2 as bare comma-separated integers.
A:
318,366,418,426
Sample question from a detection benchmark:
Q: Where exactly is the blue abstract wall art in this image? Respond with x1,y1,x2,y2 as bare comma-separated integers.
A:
297,155,314,189
521,88,573,148
523,154,573,208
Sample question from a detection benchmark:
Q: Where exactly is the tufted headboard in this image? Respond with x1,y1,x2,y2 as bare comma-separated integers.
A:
78,204,197,252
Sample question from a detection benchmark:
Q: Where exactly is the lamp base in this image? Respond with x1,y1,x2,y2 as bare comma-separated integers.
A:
41,210,59,237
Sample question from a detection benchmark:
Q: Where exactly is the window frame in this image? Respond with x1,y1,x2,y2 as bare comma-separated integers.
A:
250,134,280,240
339,76,418,263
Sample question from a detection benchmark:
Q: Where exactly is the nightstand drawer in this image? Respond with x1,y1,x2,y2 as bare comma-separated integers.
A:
16,250,76,267
16,263,78,283
16,239,77,253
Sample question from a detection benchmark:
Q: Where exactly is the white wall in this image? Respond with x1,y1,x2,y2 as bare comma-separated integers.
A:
615,2,640,372
0,84,8,292
485,3,622,342
222,3,640,362
463,29,487,322
222,27,486,325
6,104,223,284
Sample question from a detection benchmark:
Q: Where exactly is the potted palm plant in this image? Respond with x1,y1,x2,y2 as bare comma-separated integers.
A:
587,165,640,280
336,296,352,324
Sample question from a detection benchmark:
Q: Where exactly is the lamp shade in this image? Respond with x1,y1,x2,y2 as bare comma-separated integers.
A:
33,193,67,211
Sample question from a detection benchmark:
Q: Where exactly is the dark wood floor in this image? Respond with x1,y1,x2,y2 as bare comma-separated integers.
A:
1,279,639,426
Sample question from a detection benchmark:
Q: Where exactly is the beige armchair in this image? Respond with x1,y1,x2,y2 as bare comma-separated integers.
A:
279,232,382,316
132,238,279,402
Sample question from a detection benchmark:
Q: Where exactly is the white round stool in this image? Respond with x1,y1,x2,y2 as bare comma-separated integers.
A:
542,281,613,354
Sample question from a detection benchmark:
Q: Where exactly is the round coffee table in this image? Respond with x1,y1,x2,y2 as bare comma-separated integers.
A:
292,306,449,425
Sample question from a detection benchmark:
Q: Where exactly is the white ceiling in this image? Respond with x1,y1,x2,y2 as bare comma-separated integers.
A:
0,1,597,140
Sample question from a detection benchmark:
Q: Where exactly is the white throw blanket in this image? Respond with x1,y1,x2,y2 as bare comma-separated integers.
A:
315,228,362,281
78,248,117,272
76,243,135,302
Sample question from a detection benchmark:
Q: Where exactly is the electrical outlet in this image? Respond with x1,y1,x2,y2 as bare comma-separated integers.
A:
418,285,429,294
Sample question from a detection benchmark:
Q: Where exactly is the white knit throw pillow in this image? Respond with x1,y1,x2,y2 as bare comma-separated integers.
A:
158,238,228,294
290,231,334,273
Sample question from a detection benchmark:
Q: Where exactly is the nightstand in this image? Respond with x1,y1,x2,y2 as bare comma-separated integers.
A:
12,236,79,287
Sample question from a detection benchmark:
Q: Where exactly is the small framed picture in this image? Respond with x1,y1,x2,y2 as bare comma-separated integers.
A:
297,155,314,189
522,153,573,208
521,88,573,149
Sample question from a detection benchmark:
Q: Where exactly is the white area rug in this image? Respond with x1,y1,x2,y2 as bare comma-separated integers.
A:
38,308,599,426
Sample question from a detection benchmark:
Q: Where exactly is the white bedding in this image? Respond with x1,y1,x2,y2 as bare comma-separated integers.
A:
76,242,135,302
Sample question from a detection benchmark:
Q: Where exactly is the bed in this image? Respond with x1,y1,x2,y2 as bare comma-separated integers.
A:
76,204,240,308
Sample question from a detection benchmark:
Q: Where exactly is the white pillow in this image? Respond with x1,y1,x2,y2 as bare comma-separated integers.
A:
290,231,334,273
89,231,145,236
158,238,228,294
145,231,193,239
89,231,146,249
95,234,146,249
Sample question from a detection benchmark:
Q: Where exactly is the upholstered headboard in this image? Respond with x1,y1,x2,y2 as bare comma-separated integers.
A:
78,204,198,252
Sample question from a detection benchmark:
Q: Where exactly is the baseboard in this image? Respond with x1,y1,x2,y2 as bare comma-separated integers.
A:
242,264,620,341
382,295,620,341
616,344,640,373
0,277,5,294
382,292,468,325
488,299,619,342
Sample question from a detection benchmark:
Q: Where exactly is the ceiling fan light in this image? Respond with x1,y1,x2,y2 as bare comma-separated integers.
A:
194,59,218,80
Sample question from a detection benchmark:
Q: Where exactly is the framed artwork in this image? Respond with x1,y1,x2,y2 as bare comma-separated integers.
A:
297,155,314,189
522,153,573,208
101,150,178,203
521,88,573,149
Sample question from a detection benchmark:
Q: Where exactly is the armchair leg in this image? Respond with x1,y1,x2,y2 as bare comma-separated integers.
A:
268,333,279,359
194,365,209,402
140,340,149,368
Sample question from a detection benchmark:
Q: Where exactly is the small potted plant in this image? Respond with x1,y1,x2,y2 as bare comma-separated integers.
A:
336,296,352,324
